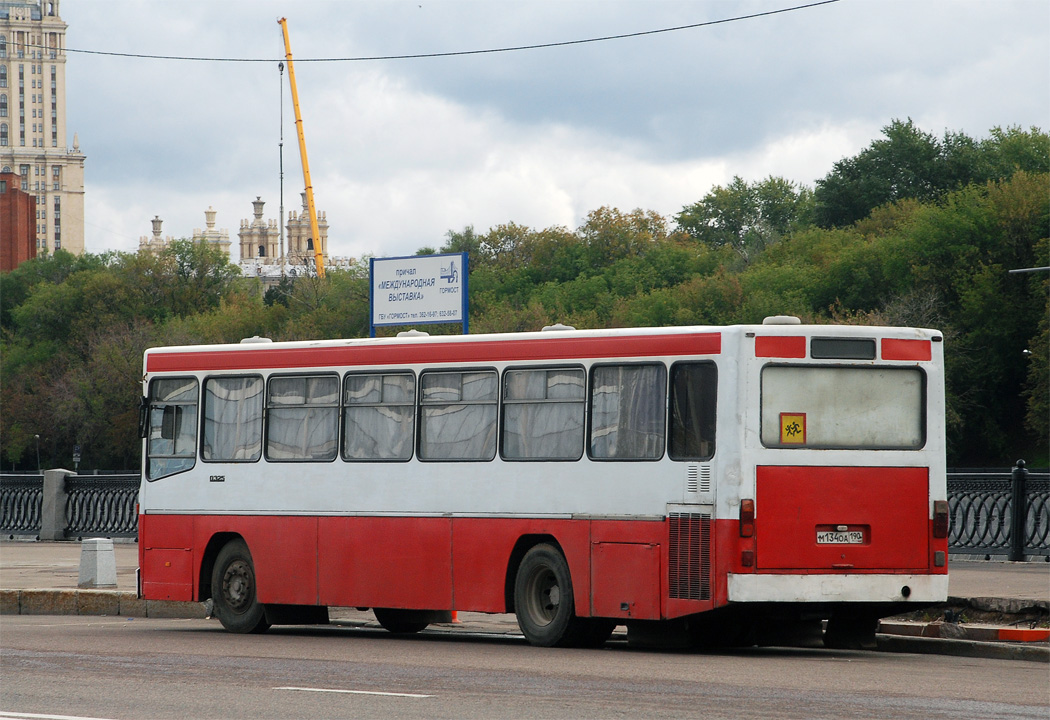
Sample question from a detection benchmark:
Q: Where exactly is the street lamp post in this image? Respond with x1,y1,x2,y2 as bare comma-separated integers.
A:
34,434,40,474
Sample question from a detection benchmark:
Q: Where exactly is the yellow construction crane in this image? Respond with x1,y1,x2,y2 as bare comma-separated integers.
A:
278,17,325,278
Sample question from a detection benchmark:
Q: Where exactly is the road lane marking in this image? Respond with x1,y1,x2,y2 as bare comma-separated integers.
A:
0,712,121,720
274,686,434,699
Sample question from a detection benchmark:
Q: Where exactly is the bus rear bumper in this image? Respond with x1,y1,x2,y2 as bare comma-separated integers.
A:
727,573,948,604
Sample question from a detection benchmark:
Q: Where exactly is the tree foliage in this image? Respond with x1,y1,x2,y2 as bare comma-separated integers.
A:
676,175,814,263
1,122,1046,470
814,120,1049,228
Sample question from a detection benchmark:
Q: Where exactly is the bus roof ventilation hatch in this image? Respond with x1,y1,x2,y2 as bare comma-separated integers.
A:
542,323,576,332
762,315,802,326
396,329,430,338
240,336,273,344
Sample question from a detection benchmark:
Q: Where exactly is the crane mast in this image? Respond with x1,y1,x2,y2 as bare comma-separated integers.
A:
278,17,325,278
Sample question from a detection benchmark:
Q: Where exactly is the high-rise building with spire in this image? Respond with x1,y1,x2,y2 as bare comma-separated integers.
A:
0,0,85,255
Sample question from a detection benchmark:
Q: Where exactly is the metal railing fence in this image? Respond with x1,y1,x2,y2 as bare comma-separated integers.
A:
947,462,1049,560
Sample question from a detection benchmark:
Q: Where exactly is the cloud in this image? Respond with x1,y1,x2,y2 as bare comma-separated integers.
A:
53,0,1048,262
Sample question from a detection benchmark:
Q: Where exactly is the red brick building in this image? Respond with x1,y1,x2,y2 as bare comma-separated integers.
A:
1,171,37,272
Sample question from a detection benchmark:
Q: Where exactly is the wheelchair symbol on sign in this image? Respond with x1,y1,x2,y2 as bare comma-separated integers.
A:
440,261,458,283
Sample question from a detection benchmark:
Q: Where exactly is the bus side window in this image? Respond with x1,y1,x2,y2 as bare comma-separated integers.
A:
668,362,717,461
589,363,667,460
202,376,264,462
266,374,339,462
419,370,498,461
160,405,181,441
146,377,199,480
502,367,585,461
343,372,415,461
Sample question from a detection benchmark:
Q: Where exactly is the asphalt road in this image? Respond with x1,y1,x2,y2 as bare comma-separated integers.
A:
1,616,1047,720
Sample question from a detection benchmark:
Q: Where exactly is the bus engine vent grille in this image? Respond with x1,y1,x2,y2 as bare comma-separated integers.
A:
668,512,711,600
686,466,712,494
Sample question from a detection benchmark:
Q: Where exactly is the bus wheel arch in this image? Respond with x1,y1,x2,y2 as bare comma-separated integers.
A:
504,534,560,614
512,541,613,647
198,532,241,602
210,537,270,634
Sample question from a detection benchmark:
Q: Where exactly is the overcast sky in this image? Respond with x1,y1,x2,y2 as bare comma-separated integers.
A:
60,0,1049,261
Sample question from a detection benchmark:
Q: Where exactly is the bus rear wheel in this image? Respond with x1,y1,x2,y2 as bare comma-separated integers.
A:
514,543,595,647
211,539,270,634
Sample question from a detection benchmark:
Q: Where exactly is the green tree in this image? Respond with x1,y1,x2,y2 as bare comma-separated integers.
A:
814,119,977,227
676,175,814,262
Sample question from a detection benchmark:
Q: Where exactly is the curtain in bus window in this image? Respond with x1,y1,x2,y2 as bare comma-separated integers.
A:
669,363,717,460
503,368,585,460
590,364,667,460
420,370,497,460
343,373,415,460
202,376,264,461
266,375,339,461
147,377,198,479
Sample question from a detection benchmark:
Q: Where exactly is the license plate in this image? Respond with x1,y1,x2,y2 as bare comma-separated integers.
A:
816,530,864,544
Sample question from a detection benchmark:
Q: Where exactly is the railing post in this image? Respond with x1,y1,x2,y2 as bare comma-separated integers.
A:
1009,459,1028,562
40,468,75,541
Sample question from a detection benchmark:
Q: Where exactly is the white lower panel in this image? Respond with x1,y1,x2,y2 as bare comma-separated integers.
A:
727,573,949,603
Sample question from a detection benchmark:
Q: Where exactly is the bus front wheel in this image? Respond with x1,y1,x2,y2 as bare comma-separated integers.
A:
211,539,270,634
514,543,592,647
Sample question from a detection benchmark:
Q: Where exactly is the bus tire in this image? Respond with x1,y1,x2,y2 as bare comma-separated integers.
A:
513,543,584,647
373,608,430,634
211,539,270,634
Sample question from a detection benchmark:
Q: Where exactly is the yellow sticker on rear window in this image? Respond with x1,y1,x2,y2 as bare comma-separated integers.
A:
780,413,806,445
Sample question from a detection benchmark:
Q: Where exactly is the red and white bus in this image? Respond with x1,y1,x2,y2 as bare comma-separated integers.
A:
138,318,949,648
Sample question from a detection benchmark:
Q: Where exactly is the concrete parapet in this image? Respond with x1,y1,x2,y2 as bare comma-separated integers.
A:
39,469,75,541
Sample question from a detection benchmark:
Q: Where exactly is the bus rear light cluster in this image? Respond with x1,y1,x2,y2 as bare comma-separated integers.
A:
932,500,949,538
739,499,755,538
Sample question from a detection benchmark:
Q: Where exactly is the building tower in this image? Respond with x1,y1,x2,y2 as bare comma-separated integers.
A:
238,196,279,262
137,215,170,254
286,191,328,268
191,206,231,257
0,0,85,255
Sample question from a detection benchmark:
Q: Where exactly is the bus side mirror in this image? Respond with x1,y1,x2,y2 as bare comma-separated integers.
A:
138,397,149,439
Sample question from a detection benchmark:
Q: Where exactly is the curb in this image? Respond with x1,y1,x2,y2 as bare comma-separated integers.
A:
3,588,1047,663
0,588,207,619
880,620,1050,643
876,633,1050,663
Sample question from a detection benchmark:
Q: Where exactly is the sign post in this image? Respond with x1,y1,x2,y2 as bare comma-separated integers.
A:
369,252,469,336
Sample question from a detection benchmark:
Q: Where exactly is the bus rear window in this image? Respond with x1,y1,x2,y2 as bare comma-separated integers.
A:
761,366,925,449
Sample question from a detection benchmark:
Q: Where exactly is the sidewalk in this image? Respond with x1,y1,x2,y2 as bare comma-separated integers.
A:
1,540,1046,659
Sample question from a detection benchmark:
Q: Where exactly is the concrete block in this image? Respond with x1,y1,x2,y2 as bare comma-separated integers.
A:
147,599,208,619
117,592,148,618
78,538,117,588
77,590,121,616
0,589,21,615
21,589,78,615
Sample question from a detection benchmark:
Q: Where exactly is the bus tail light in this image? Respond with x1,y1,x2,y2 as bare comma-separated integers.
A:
932,500,949,538
740,499,755,537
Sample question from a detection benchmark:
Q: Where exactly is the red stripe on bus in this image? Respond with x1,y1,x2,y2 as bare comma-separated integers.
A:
145,332,722,373
754,336,806,358
881,338,931,361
